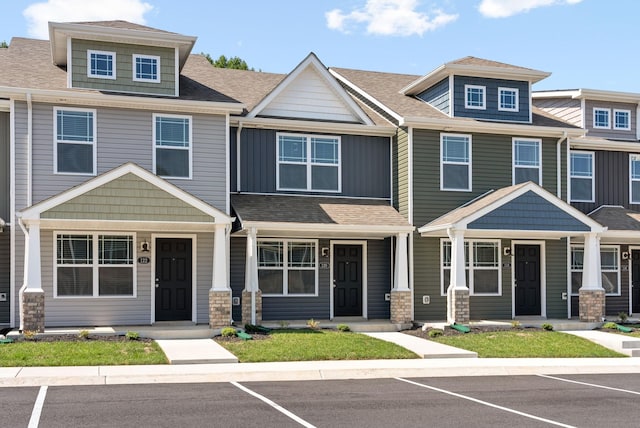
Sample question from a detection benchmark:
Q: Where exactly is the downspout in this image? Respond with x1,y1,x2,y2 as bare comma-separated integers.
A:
26,92,32,206
556,131,567,199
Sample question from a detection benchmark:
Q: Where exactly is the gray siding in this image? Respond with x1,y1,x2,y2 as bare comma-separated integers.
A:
27,103,227,210
195,233,215,324
236,128,390,198
0,229,9,324
533,97,582,127
418,78,450,115
13,102,28,326
584,100,637,140
367,238,392,319
453,76,530,122
0,112,8,219
71,39,176,96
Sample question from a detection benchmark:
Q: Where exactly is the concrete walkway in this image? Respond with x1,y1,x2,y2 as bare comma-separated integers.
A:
364,332,477,358
156,339,238,364
562,330,640,357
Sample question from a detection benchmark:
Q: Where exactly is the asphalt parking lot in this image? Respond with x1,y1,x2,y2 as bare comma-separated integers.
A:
4,374,640,427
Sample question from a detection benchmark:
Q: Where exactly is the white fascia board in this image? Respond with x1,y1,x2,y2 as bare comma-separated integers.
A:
573,88,640,103
0,86,244,115
18,163,233,224
420,228,580,239
532,90,581,99
329,69,403,124
570,137,640,152
231,117,396,137
242,221,414,235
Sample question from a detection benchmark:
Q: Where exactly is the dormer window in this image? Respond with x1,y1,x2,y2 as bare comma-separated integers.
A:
593,108,610,129
498,87,519,112
614,109,631,130
133,54,160,83
465,85,486,110
87,50,115,79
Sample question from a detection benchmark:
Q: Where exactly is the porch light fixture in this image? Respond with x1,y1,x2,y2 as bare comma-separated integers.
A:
321,247,329,257
503,247,512,256
140,240,150,253
622,251,630,260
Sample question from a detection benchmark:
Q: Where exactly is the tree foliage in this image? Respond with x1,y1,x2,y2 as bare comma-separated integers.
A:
0,41,8,48
202,53,254,71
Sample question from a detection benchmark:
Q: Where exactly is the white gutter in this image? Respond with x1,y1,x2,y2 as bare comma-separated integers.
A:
9,100,15,328
26,93,32,206
556,131,567,199
17,217,28,331
228,116,396,137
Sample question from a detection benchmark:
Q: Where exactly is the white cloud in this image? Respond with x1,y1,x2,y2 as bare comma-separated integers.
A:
478,0,583,18
23,0,154,39
326,0,458,37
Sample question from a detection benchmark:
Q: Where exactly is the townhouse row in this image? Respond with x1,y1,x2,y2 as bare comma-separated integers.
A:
0,21,637,331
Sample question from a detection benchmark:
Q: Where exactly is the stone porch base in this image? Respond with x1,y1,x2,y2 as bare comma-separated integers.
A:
390,290,412,324
242,290,262,325
21,290,45,333
209,290,232,328
447,287,469,324
579,288,605,323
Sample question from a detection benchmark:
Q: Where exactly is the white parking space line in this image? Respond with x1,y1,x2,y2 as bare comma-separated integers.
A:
537,374,640,395
28,385,48,428
395,378,575,428
231,382,316,428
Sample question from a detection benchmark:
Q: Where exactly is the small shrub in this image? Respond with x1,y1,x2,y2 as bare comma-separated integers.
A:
511,320,522,329
336,324,350,332
78,330,90,339
307,318,320,330
22,330,37,340
602,322,618,330
541,323,554,331
221,327,237,337
428,329,444,338
618,312,629,323
125,331,140,341
278,320,290,328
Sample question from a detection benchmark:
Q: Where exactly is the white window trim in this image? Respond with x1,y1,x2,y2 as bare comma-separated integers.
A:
53,231,137,299
133,54,161,83
258,238,319,297
614,109,631,130
630,153,640,204
440,238,502,296
512,138,542,185
276,132,342,193
569,150,595,203
593,107,611,129
570,245,620,296
53,106,97,176
152,113,193,180
464,84,486,110
87,50,116,80
498,87,519,112
440,133,472,191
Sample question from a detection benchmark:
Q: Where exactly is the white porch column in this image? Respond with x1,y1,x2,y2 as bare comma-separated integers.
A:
244,228,258,293
580,232,602,291
446,228,469,325
211,223,229,291
393,232,409,291
23,221,43,292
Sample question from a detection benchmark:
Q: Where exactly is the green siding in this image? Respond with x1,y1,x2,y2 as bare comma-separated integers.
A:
395,127,409,219
546,238,568,318
71,39,176,96
42,173,214,222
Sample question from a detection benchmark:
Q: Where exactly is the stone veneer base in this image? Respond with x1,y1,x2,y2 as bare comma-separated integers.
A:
390,290,412,324
21,290,45,333
447,287,469,325
209,290,232,328
579,288,605,323
242,290,262,325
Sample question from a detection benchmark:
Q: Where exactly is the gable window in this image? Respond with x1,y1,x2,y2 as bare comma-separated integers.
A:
465,85,486,110
570,151,594,202
614,109,631,130
498,87,519,112
277,133,340,192
257,240,318,296
87,50,115,79
571,246,619,296
441,133,471,191
512,138,541,185
593,108,610,129
153,114,192,179
630,154,640,204
441,239,501,296
133,54,160,83
56,233,135,297
54,108,96,175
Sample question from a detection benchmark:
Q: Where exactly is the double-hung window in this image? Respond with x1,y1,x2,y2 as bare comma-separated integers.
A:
570,151,594,202
277,133,340,192
465,85,486,110
154,114,192,179
133,54,160,82
257,240,317,296
498,87,519,112
441,239,501,295
54,108,96,175
56,233,135,297
570,246,619,295
87,50,115,79
441,133,471,191
512,138,541,185
630,154,640,204
614,109,631,130
593,108,610,129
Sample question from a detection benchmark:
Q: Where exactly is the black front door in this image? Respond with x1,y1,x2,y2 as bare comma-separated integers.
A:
515,244,541,316
632,250,640,314
155,238,192,321
334,245,363,317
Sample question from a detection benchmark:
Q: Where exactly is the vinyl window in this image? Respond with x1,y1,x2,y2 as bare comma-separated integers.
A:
54,108,96,175
277,133,340,192
133,54,160,82
498,87,519,112
614,109,631,130
257,240,318,296
465,85,486,110
513,138,541,185
593,108,611,129
441,239,501,295
153,114,192,179
570,246,619,296
570,151,594,202
441,133,471,191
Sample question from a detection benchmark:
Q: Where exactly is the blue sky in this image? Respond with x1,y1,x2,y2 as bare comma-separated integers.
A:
1,0,638,92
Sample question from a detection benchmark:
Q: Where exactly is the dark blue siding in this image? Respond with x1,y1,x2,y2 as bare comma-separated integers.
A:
229,127,237,193
469,191,590,231
367,238,391,319
235,128,390,198
453,76,530,122
229,237,246,322
418,78,450,115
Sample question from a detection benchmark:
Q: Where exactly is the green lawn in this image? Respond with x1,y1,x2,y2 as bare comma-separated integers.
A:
217,329,418,362
0,340,168,367
432,330,626,358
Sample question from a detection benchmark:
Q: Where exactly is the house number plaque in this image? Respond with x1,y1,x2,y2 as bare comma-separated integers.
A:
138,257,150,264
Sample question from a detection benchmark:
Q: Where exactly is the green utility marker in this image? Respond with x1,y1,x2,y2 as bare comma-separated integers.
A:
237,331,253,340
450,323,470,333
615,323,633,333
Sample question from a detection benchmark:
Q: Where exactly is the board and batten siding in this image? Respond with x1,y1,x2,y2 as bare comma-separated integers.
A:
367,238,392,319
417,78,450,115
27,103,227,210
453,76,530,122
533,97,583,127
394,127,410,219
0,230,9,324
235,127,390,198
0,112,9,219
71,39,176,96
584,100,637,139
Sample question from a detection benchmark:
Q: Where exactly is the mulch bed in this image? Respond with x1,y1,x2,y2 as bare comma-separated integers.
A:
403,325,540,338
6,334,153,343
213,332,271,343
